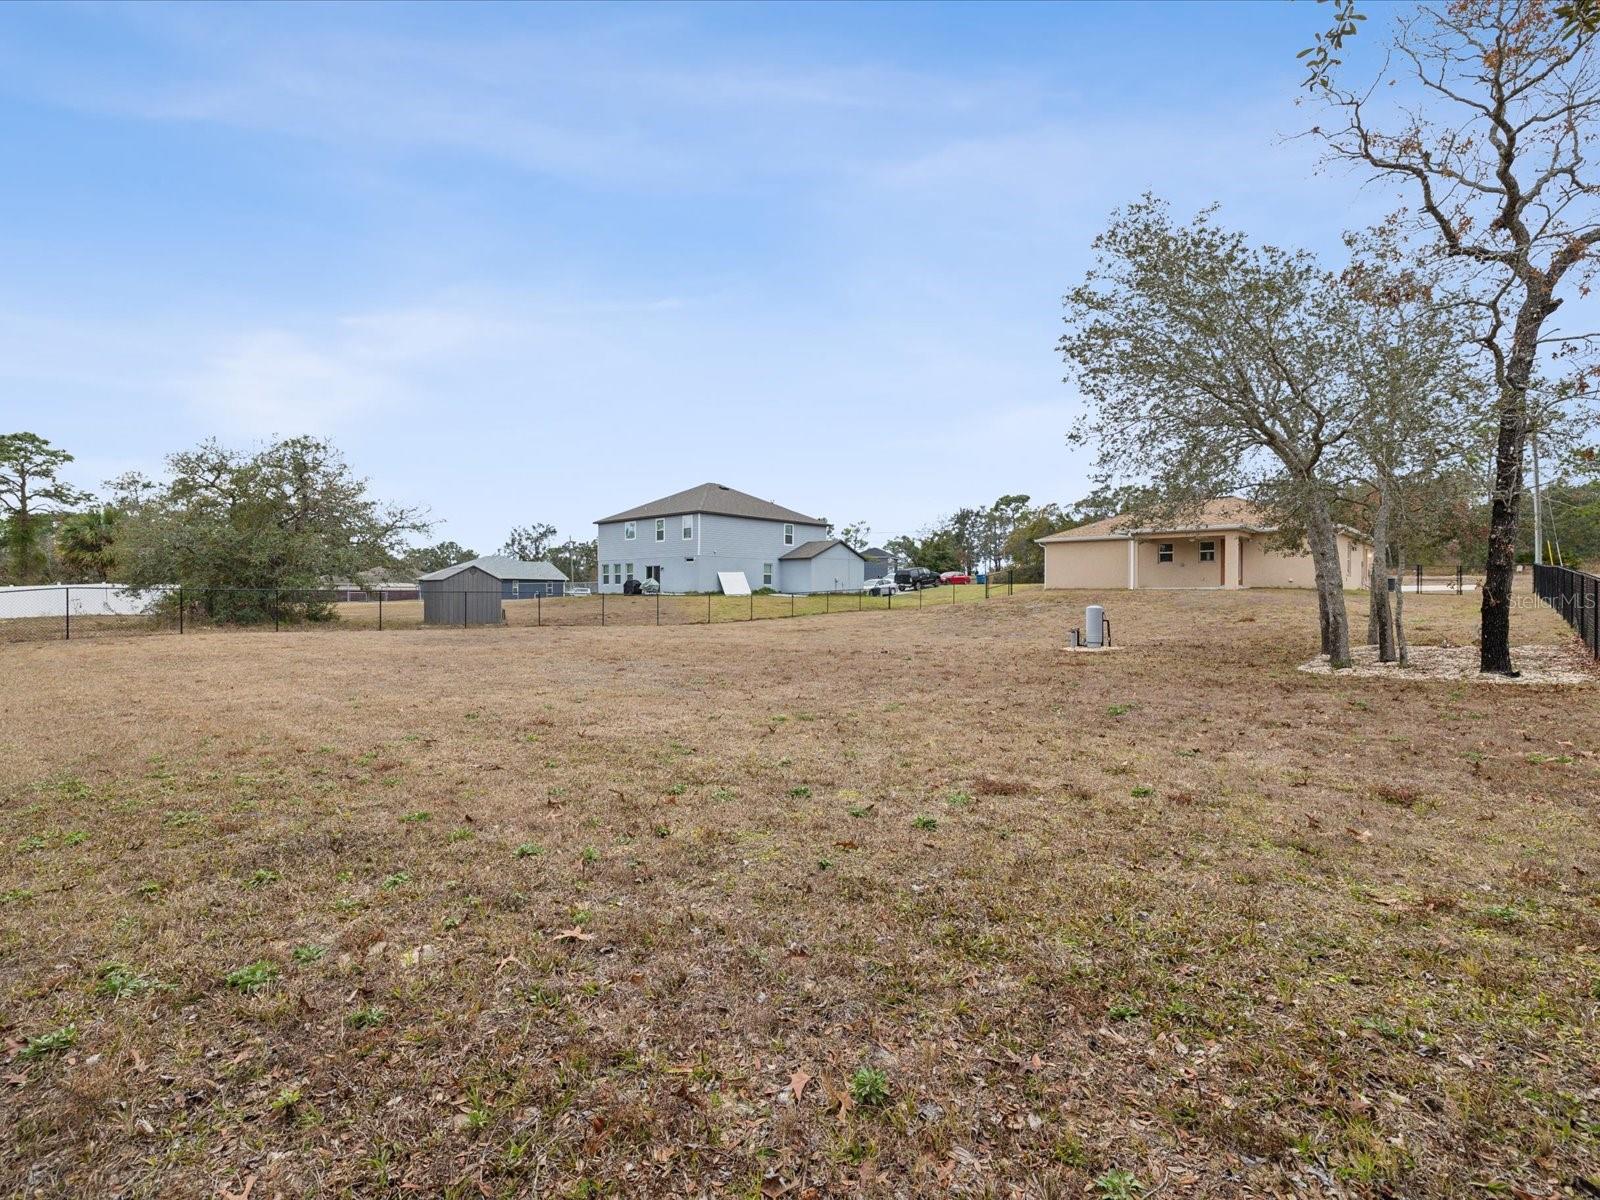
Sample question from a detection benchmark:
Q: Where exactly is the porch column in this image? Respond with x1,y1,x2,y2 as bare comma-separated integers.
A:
1225,533,1243,589
1126,538,1138,589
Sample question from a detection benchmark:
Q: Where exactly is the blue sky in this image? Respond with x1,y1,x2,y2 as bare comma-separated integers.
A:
0,1,1398,552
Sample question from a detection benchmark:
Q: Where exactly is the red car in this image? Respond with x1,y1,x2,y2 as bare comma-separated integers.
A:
939,572,972,585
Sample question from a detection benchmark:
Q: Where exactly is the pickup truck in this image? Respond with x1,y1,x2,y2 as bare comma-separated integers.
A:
894,567,941,591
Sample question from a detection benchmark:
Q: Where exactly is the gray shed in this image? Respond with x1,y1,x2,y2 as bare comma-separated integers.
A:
418,565,504,626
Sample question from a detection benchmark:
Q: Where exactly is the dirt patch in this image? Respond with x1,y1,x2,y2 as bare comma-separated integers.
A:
1299,641,1598,684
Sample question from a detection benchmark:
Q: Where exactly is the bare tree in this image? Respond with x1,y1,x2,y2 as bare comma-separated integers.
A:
1314,1,1600,673
1061,199,1363,665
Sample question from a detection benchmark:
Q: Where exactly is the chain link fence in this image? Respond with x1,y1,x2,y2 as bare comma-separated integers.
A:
2,576,1035,644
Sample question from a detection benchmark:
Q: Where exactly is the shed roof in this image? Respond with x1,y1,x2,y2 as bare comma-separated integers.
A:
596,482,825,526
417,556,570,583
780,538,863,562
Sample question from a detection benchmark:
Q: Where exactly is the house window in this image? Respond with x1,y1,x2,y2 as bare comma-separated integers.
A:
625,562,634,580
624,521,636,541
601,564,611,585
783,523,794,545
512,581,521,598
1199,540,1216,563
655,519,665,542
763,562,774,587
1157,543,1174,564
646,565,662,583
682,515,693,539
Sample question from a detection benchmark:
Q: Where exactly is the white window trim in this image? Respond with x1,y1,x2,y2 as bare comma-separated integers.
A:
1198,540,1216,563
762,562,775,587
625,562,634,580
1157,542,1175,564
623,521,636,541
682,515,693,540
655,518,665,542
783,523,794,546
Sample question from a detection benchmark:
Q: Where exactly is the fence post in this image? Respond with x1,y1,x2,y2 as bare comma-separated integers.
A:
1415,563,1422,594
274,589,280,632
749,592,754,621
1010,569,1014,596
791,592,795,619
537,593,542,627
1456,565,1463,594
656,591,661,626
378,590,384,631
887,587,892,611
707,593,711,625
985,574,990,600
64,585,70,641
178,586,184,635
601,592,606,626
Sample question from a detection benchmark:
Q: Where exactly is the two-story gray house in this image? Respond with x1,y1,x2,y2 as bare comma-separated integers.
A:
595,482,866,594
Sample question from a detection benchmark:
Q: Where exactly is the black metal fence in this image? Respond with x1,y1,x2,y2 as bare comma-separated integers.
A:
1533,563,1600,660
2,574,1031,645
1385,565,1473,594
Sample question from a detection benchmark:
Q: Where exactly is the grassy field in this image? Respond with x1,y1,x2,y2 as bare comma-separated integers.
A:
1,588,1597,1198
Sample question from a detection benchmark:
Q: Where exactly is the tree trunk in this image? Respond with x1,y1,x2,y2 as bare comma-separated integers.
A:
1392,540,1410,665
1306,502,1352,667
1367,488,1395,662
1479,303,1547,676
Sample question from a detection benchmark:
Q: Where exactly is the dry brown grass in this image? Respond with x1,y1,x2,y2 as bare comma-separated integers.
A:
2,588,1598,1198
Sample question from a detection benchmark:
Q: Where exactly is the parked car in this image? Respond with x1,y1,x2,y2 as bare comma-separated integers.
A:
894,567,941,590
567,585,592,596
861,576,899,596
940,571,972,585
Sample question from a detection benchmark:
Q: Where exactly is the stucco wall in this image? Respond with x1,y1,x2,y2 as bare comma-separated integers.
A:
1240,534,1370,589
1042,538,1129,589
1044,532,1371,591
1137,536,1226,588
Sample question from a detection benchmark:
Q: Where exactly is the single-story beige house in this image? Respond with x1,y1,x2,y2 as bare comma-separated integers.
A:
1037,499,1371,591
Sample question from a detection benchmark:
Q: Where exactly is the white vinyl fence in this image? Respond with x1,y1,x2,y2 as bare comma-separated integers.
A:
0,583,173,619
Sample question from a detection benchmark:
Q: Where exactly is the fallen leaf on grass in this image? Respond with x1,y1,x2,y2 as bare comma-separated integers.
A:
789,1068,812,1101
552,928,595,943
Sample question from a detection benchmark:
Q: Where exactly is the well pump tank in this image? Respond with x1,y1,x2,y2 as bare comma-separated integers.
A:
1084,604,1105,648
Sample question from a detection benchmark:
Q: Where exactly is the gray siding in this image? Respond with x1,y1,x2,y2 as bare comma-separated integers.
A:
595,512,827,593
780,543,864,594
420,566,504,626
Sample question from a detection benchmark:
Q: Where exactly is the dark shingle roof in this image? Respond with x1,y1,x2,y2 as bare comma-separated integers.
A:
780,538,862,562
596,483,825,526
417,556,569,583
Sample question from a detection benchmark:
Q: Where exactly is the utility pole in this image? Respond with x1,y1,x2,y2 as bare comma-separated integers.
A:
1531,432,1544,566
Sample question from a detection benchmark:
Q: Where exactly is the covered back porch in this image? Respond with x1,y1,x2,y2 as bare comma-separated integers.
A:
1127,531,1246,590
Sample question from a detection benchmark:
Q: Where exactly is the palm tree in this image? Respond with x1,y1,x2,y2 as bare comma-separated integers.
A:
56,506,120,582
